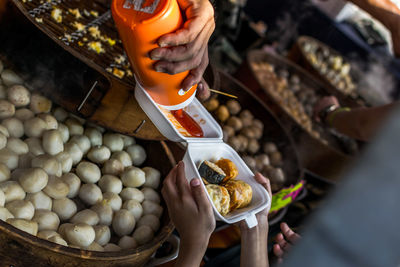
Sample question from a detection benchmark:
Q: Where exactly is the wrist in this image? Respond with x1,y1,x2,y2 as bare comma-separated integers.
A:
176,238,208,267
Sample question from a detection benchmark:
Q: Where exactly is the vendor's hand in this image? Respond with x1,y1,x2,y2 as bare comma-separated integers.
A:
238,173,272,233
162,161,215,252
196,78,211,101
273,222,301,264
150,0,215,92
313,96,340,122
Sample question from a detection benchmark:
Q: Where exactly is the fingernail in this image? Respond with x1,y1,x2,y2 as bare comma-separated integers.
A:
190,179,201,187
159,42,167,47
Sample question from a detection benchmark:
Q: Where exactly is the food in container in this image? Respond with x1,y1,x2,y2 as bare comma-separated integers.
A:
205,185,230,216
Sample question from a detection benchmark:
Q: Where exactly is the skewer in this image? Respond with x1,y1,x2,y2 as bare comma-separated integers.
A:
209,89,238,99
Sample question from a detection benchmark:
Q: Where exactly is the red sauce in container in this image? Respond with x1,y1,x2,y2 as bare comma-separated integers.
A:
171,109,204,137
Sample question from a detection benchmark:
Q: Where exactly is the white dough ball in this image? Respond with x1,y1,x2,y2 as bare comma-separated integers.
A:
18,168,48,193
84,127,102,147
25,137,45,156
132,225,154,245
0,181,25,203
91,202,113,226
24,117,47,138
0,125,9,138
93,225,111,246
25,191,52,210
6,137,28,155
64,142,83,166
142,200,163,218
2,117,24,138
87,146,110,164
0,99,15,119
121,167,145,188
0,163,10,182
65,118,84,136
70,209,99,226
85,242,104,251
112,209,135,237
118,235,137,249
103,133,124,152
60,173,81,198
126,145,147,166
137,214,160,232
31,155,62,176
52,198,77,221
58,223,73,239
42,130,64,155
70,135,91,155
102,192,122,212
120,187,144,202
30,94,52,114
141,187,160,203
37,230,60,240
142,167,161,189
98,175,122,194
15,108,34,121
120,135,135,148
57,123,70,143
53,107,68,122
0,133,6,150
1,69,23,87
32,209,60,231
7,85,30,107
7,218,38,235
103,243,121,252
65,223,95,247
5,200,35,220
43,176,69,199
76,161,101,184
55,152,73,174
122,200,143,221
48,235,68,246
0,207,14,221
37,113,58,130
102,159,124,176
0,189,4,206
79,184,102,206
111,151,132,168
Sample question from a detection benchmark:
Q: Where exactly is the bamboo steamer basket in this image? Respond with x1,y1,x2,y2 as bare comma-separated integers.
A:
235,49,363,181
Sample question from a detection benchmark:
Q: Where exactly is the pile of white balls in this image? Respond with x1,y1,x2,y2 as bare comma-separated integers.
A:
0,61,163,252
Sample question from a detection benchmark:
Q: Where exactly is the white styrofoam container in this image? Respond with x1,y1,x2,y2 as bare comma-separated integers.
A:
135,82,270,228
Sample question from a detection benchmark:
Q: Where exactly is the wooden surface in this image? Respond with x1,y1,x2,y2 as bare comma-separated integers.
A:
235,50,358,181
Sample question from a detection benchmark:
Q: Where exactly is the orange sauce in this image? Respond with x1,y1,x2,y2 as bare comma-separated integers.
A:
171,109,204,137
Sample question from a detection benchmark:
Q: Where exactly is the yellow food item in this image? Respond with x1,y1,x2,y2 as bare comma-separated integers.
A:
51,8,62,23
68,8,82,19
216,158,238,182
206,184,230,216
88,42,105,54
71,22,85,32
224,180,252,211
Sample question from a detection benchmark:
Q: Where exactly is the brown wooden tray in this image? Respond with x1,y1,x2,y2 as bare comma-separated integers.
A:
289,35,367,106
235,49,359,181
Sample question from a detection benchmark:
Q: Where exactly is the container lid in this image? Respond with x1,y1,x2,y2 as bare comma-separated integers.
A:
135,82,223,143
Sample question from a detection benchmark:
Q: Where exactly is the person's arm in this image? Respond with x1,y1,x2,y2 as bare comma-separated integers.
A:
161,162,215,267
314,96,398,142
239,173,271,267
347,0,400,56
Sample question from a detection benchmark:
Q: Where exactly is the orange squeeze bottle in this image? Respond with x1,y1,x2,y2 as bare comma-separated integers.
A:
112,0,197,110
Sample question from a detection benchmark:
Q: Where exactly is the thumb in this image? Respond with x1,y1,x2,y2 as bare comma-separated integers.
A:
190,178,211,213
